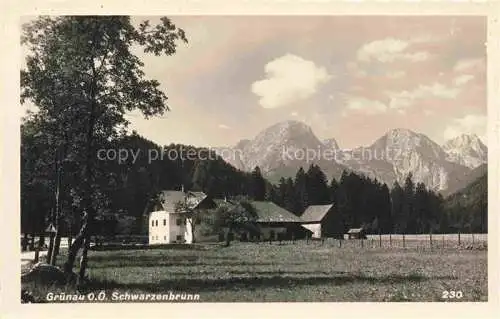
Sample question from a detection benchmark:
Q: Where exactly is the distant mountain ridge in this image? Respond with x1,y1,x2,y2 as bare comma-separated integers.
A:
215,120,487,192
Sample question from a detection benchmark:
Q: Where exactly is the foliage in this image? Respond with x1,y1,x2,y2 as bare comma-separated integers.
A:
21,15,188,276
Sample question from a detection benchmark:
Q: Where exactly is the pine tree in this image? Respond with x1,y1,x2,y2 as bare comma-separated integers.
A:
379,184,392,233
305,164,330,205
284,177,299,214
390,181,405,233
250,166,266,201
329,178,339,205
402,173,415,233
294,167,309,213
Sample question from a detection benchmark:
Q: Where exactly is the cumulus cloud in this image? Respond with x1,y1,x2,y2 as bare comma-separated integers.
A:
251,54,331,109
443,114,487,141
453,58,484,72
386,82,459,110
453,74,475,86
218,124,230,129
290,111,298,116
357,37,430,63
345,97,387,115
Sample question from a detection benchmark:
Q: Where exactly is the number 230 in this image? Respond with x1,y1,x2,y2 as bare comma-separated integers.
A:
442,290,463,299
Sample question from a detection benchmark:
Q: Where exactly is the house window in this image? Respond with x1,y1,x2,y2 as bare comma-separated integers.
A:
176,235,182,241
163,219,166,226
176,218,182,226
156,220,159,227
164,236,166,240
151,220,154,227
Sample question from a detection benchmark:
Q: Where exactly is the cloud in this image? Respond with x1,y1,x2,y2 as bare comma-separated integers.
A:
218,124,230,129
290,112,298,116
387,82,459,110
251,54,331,109
357,37,430,63
345,97,387,115
453,58,484,72
453,74,475,86
443,114,487,141
386,71,406,79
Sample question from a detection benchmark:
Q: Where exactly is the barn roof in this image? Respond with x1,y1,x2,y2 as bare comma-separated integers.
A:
250,201,302,223
300,204,334,223
347,228,364,234
213,199,302,223
157,190,208,212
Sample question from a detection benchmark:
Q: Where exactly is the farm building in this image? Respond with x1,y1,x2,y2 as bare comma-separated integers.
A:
347,227,367,239
148,189,217,245
300,204,343,239
214,199,311,241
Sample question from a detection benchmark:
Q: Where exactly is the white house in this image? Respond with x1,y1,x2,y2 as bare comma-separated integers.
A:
148,190,215,245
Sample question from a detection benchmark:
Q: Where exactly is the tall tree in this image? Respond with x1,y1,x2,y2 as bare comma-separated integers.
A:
305,164,330,205
390,181,405,233
294,167,309,213
249,166,266,201
329,178,339,205
21,16,187,280
402,173,415,234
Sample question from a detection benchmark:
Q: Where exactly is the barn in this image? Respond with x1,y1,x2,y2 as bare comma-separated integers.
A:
300,204,343,239
215,199,311,241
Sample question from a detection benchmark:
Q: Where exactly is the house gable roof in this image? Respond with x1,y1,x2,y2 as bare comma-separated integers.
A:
157,190,208,212
300,204,334,223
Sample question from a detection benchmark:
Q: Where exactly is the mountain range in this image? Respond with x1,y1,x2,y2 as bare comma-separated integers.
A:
214,120,487,194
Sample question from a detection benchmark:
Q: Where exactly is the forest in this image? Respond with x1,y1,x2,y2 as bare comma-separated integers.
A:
21,127,487,239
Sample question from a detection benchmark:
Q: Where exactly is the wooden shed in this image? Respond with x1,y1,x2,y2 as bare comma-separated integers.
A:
347,227,367,239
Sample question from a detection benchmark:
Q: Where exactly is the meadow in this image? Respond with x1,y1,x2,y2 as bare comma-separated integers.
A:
22,238,487,302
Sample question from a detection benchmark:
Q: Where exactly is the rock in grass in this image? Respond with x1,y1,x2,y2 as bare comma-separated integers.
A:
21,262,69,285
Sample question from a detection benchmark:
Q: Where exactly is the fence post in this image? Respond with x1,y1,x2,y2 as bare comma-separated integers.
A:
339,239,342,248
458,231,461,246
379,231,382,248
389,233,392,247
429,230,433,251
442,234,445,249
361,239,364,248
403,234,406,249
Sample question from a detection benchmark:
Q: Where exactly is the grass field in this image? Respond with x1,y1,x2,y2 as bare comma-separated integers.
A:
23,239,487,302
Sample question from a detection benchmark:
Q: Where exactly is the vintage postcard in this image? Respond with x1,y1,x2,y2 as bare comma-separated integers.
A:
1,0,499,318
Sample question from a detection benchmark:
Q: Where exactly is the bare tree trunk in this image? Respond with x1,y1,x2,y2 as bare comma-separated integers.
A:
46,232,55,263
224,225,232,247
51,147,63,265
78,237,91,282
63,212,89,274
51,233,61,265
21,233,28,252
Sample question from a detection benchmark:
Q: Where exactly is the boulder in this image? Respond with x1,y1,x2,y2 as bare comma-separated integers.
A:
21,262,69,285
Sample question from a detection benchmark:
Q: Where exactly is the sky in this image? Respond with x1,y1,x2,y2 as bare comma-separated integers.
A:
23,16,488,149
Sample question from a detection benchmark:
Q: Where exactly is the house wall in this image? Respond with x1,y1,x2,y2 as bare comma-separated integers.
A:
168,212,186,243
149,211,168,244
148,211,187,244
259,226,287,240
302,223,322,238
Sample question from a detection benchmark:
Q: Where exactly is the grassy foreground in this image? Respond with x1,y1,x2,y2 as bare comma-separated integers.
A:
23,240,487,302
